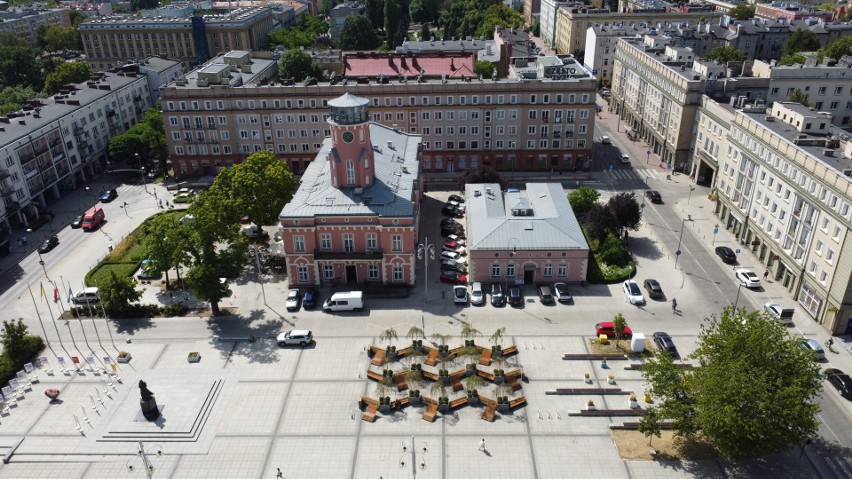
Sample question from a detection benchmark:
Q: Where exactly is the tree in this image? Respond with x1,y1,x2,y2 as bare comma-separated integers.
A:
384,0,408,49
1,319,29,363
42,25,78,52
816,2,836,11
567,186,600,219
457,165,507,191
474,60,495,78
783,30,821,57
98,271,144,316
777,53,806,66
143,213,193,289
606,192,641,236
703,45,746,63
278,49,324,81
130,0,159,10
612,313,627,347
821,37,852,61
268,15,328,50
0,85,38,115
787,88,811,107
207,150,297,226
419,23,431,41
0,44,44,90
572,49,585,64
476,4,523,39
43,61,92,95
366,0,386,29
642,306,823,458
582,203,616,243
409,0,439,24
338,16,381,50
532,20,540,37
728,5,755,20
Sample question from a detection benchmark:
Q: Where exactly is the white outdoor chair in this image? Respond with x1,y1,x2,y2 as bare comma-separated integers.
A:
24,362,40,382
56,357,69,374
0,397,9,415
8,380,24,398
2,386,17,406
37,356,54,375
85,356,96,373
16,372,32,390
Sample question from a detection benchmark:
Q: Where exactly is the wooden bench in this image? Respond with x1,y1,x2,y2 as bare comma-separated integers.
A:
501,345,518,357
508,396,527,409
393,371,409,392
396,346,413,359
449,372,464,392
422,403,438,422
449,397,468,410
422,370,439,382
481,402,496,422
505,371,523,391
366,370,384,382
424,349,439,366
362,403,378,422
359,395,379,409
370,349,386,366
479,348,492,366
391,397,410,410
477,370,496,382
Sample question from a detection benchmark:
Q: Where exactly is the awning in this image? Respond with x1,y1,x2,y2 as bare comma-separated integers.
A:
729,211,744,223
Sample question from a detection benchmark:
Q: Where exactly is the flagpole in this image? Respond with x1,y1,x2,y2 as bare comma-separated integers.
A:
63,276,104,351
26,282,51,346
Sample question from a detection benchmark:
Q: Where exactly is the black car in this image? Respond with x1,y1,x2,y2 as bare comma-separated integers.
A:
70,215,84,229
537,285,555,304
440,270,467,284
508,286,523,306
825,368,852,400
441,227,465,238
645,190,662,204
441,260,468,274
643,279,664,299
38,235,59,253
653,332,678,356
302,288,318,310
490,283,506,306
441,205,464,218
448,194,465,204
100,189,118,202
441,218,461,228
715,246,737,264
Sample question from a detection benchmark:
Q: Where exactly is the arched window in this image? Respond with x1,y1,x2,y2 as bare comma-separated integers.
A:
346,159,355,185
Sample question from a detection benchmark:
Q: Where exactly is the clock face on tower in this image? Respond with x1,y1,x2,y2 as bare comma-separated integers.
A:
342,131,354,143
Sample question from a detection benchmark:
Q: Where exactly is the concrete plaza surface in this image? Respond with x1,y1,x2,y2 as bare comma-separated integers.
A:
0,172,850,477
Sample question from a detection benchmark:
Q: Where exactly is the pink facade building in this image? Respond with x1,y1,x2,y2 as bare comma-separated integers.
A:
463,183,589,285
278,93,422,286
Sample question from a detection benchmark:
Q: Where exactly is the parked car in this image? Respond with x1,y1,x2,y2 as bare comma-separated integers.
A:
277,329,313,347
70,215,84,229
441,205,464,218
764,302,794,325
623,279,645,305
470,282,485,306
72,287,100,305
135,259,161,280
508,286,523,306
620,153,630,164
448,194,465,204
173,188,195,203
537,285,555,304
442,242,466,255
439,251,467,264
441,226,465,238
100,189,118,202
440,260,467,274
643,279,664,299
553,282,573,303
800,339,825,361
440,270,467,284
453,285,468,304
37,235,59,254
285,289,301,311
302,289,318,310
441,218,461,228
653,332,678,356
825,368,852,399
645,190,662,204
490,283,506,307
715,246,737,264
445,234,465,246
600,135,611,144
735,268,761,288
595,321,633,339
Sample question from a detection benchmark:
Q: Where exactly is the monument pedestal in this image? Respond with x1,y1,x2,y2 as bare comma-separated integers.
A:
140,397,160,421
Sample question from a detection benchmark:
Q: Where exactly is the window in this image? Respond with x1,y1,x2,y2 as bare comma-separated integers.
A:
366,233,377,250
393,266,403,282
827,248,835,262
557,265,567,277
369,265,379,280
506,264,515,277
346,159,355,185
298,267,308,283
320,234,332,250
343,234,354,252
392,235,402,252
293,235,305,253
491,264,501,277
543,264,553,277
324,265,334,280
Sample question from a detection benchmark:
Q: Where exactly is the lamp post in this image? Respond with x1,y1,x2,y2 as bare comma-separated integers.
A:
507,238,519,290
126,440,162,478
732,283,745,311
248,246,267,305
674,217,686,269
416,238,435,303
400,436,428,478
687,185,695,205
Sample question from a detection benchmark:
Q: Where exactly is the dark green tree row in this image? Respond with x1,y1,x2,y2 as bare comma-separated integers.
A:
268,15,329,50
439,0,522,42
108,104,168,172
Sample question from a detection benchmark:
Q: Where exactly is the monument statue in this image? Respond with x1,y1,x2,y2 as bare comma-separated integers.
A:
138,380,160,421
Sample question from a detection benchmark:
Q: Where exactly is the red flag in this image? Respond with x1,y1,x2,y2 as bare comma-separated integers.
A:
53,287,59,303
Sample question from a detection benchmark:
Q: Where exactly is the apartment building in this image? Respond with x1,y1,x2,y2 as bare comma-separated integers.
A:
278,93,421,286
707,99,852,334
753,58,852,127
0,72,152,233
0,7,69,45
524,0,541,26
328,1,364,41
160,51,597,180
79,7,274,70
133,56,184,102
754,1,834,22
556,5,720,55
540,0,575,49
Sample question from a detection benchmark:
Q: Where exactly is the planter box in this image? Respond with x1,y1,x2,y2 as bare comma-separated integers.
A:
497,403,510,413
440,376,450,385
409,396,422,406
187,353,201,363
116,354,132,364
438,403,450,413
494,376,505,385
467,396,480,406
379,404,391,414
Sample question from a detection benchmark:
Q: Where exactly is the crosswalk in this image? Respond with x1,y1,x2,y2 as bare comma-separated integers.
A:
606,167,668,183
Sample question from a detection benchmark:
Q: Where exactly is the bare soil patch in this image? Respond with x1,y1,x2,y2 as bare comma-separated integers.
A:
612,430,720,461
589,338,655,356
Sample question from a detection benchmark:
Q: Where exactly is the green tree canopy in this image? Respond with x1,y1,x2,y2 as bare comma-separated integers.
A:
1,319,29,364
338,16,381,50
207,150,297,226
816,2,836,11
419,23,431,41
567,186,600,218
108,104,167,168
641,306,823,458
776,53,806,66
268,15,328,50
475,4,523,39
98,271,144,316
440,0,503,41
278,49,324,81
384,0,410,49
728,5,755,20
0,85,39,115
783,29,821,56
474,60,495,78
41,25,79,52
409,0,439,24
143,213,192,289
787,87,811,107
365,0,386,29
606,191,641,236
43,61,92,95
703,45,746,63
0,44,44,90
821,36,852,61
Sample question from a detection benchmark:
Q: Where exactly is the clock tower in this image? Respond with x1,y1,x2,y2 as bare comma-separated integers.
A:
327,93,375,189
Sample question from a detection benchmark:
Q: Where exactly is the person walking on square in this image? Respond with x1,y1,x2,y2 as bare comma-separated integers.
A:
479,438,486,451
763,269,769,282
276,467,283,478
672,298,677,314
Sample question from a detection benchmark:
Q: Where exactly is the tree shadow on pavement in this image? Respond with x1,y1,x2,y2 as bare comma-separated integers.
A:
112,316,155,335
204,308,290,364
628,236,664,261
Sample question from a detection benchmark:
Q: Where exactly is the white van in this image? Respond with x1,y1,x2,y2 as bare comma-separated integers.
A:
72,287,100,304
322,291,364,312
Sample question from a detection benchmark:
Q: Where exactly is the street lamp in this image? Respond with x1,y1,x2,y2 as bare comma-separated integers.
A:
687,185,696,205
248,246,267,305
126,440,162,478
400,436,428,478
416,238,435,303
674,217,687,269
732,283,745,310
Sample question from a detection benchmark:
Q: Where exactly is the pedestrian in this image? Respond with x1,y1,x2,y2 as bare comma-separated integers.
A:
17,238,21,247
672,298,677,314
154,191,158,200
22,236,27,246
276,467,283,478
123,201,128,208
763,269,769,281
479,438,485,451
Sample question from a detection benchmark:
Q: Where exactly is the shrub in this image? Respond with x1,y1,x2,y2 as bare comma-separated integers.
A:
0,335,44,386
597,232,632,266
162,303,189,317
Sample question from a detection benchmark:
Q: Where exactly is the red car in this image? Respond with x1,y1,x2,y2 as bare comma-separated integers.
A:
595,321,633,338
440,271,467,284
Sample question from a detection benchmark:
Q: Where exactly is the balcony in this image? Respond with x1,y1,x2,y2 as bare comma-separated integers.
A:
3,199,19,213
0,169,10,180
314,249,384,260
1,185,15,197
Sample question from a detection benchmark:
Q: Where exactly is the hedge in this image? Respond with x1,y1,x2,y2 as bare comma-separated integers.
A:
0,335,44,386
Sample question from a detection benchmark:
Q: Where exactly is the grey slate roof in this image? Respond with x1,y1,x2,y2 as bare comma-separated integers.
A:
280,123,421,219
464,183,589,251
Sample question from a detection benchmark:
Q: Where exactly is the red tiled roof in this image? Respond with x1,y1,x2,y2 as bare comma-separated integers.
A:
344,53,477,78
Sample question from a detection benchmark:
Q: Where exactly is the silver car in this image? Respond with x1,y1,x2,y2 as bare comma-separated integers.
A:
277,330,313,347
470,282,485,306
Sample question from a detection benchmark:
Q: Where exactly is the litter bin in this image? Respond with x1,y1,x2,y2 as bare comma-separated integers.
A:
108,244,114,252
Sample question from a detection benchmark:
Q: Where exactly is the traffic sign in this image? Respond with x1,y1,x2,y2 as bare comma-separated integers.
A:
675,250,681,256
608,164,614,172
646,150,651,155
735,249,741,254
713,227,719,234
39,260,44,266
